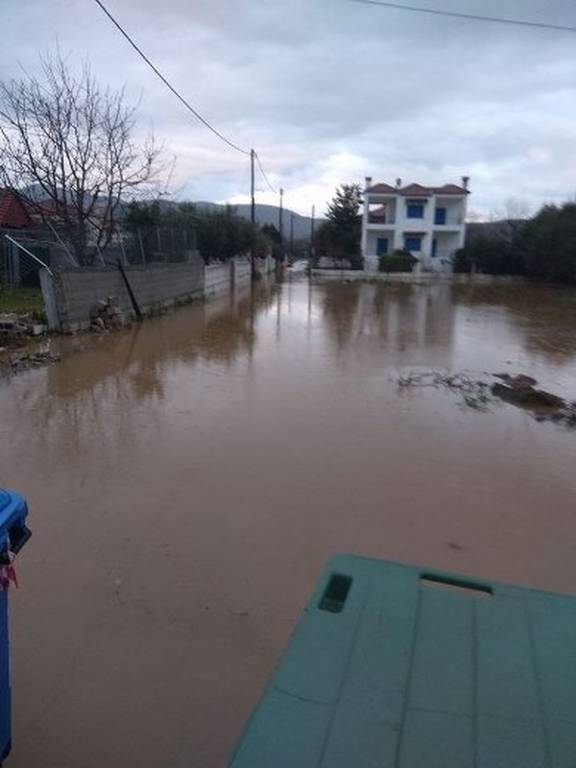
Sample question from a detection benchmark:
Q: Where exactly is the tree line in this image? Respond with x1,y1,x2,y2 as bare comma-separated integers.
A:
456,202,576,283
124,200,283,263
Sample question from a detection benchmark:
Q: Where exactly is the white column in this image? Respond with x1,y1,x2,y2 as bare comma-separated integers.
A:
361,194,369,266
459,194,468,248
393,194,403,250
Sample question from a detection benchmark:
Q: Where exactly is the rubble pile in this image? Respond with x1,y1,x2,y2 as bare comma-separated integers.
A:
0,313,46,343
89,297,127,332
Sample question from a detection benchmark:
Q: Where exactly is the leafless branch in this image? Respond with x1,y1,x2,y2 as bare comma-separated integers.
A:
0,51,161,265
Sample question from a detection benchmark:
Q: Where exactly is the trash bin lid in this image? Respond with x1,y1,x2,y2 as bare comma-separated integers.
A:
229,555,576,768
0,489,28,551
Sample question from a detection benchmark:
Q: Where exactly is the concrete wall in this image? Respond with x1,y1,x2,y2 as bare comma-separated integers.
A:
312,270,526,285
204,257,271,297
49,258,204,331
234,259,252,286
205,262,233,297
43,255,276,331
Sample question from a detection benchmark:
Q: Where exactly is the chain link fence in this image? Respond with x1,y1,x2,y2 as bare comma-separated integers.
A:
113,225,198,266
1,224,201,286
0,230,53,288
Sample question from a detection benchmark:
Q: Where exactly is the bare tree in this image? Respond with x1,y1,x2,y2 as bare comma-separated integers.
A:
504,197,531,222
0,54,160,265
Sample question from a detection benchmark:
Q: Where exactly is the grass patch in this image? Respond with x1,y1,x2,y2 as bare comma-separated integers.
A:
0,287,44,315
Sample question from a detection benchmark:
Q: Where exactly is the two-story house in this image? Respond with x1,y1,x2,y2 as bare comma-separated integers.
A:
361,177,470,272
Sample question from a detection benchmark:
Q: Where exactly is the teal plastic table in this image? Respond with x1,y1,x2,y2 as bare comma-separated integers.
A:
229,554,576,767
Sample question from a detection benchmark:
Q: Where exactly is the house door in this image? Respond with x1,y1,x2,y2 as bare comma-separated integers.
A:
377,237,389,256
435,208,447,225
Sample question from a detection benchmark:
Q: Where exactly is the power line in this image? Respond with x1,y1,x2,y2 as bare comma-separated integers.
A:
93,0,283,212
255,152,277,194
92,0,250,154
350,0,576,33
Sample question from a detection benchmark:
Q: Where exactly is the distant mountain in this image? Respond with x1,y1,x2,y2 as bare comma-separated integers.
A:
194,202,321,241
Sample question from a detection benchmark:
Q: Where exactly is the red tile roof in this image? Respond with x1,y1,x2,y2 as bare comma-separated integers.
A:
434,184,470,195
25,198,76,221
0,189,33,229
365,183,397,194
366,182,469,196
400,183,432,197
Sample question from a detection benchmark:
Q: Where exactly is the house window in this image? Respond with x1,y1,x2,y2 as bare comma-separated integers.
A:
407,203,424,219
435,208,447,225
377,237,389,255
404,235,422,252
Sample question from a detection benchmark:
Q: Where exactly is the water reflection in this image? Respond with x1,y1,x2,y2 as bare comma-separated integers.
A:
46,280,278,400
321,282,458,367
1,281,279,463
318,280,576,375
452,283,576,364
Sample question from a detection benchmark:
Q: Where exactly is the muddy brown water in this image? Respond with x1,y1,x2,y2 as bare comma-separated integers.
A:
2,277,576,767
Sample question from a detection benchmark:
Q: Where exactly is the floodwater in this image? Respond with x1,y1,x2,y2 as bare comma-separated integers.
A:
2,276,576,767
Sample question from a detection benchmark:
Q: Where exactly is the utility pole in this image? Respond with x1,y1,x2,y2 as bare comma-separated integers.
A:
309,204,315,275
278,188,284,244
250,148,256,280
290,214,294,259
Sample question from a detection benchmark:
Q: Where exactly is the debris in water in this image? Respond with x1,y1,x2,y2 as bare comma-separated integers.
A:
1,349,61,376
398,371,489,393
494,373,537,388
398,369,576,428
491,379,566,411
398,371,492,410
446,541,467,552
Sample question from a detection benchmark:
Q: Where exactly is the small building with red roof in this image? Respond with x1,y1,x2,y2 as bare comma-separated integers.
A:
0,189,34,230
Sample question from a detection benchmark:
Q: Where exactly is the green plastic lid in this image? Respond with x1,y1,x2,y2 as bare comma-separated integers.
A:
230,554,576,768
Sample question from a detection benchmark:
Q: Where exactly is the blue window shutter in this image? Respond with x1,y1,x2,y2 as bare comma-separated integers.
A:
435,208,447,225
407,204,424,219
404,235,422,252
377,238,389,255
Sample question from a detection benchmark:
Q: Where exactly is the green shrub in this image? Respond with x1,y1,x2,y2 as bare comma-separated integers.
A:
378,249,417,273
453,248,472,273
454,236,524,275
349,253,364,271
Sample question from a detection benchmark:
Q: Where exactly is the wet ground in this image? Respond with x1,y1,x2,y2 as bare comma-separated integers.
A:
3,276,576,767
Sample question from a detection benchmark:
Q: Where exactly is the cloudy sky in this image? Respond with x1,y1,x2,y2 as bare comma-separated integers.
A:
4,0,576,217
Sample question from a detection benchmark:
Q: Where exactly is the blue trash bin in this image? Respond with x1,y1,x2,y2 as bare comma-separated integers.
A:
0,490,31,764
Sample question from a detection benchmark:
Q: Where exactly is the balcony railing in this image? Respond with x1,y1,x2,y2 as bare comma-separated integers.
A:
434,215,463,226
368,214,396,225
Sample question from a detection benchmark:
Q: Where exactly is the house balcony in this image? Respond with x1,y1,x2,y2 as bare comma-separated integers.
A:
367,214,396,225
433,215,463,228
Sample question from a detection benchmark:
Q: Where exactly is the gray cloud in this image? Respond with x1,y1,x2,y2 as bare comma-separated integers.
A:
3,0,576,216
